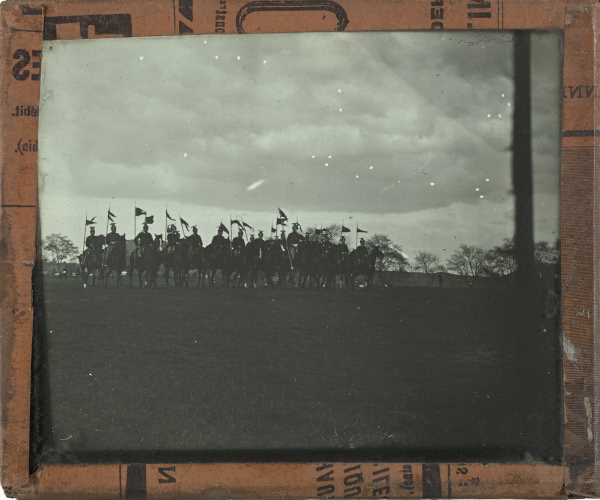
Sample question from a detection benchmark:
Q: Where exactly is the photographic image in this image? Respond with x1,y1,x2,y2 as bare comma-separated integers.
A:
35,31,562,464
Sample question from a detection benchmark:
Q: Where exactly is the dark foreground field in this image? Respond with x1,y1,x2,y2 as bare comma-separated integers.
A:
35,278,562,464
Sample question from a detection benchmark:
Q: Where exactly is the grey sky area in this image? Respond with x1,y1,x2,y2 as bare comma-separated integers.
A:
38,31,561,258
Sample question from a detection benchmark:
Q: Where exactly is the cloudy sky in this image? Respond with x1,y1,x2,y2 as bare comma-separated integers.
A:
38,31,561,258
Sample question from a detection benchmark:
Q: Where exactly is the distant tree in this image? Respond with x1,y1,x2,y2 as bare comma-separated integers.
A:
446,244,486,287
365,234,409,282
413,251,445,286
534,240,559,264
43,233,79,265
484,238,516,279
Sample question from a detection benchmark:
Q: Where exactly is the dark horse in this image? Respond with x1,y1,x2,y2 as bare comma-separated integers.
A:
230,245,249,287
129,235,163,288
264,240,293,289
103,235,127,288
79,235,105,287
205,243,231,287
188,244,207,287
325,243,350,289
295,240,319,289
348,246,384,289
245,239,267,288
164,239,190,287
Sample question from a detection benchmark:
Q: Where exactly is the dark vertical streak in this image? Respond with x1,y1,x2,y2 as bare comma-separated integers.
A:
447,464,452,498
172,0,177,34
512,31,535,293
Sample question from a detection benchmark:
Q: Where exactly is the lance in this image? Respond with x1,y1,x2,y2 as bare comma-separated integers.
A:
105,201,111,237
134,201,137,242
82,212,88,254
240,217,248,242
179,213,187,237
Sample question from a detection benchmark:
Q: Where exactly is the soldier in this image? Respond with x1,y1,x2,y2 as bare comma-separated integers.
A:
134,223,153,258
84,227,99,263
187,226,203,251
249,234,255,243
287,223,304,262
355,237,368,266
211,226,229,259
165,224,180,256
338,235,349,255
231,228,245,256
257,230,264,241
85,227,98,249
103,223,121,267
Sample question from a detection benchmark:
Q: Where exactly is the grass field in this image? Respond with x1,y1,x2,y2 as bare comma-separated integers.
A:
36,277,562,464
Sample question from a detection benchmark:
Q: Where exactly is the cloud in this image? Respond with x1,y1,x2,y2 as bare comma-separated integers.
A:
38,31,561,253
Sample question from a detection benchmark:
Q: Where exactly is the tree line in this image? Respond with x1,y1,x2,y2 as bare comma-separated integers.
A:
41,230,560,288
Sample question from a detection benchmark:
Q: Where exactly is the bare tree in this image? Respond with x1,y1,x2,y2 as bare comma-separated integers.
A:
43,233,79,265
446,244,486,287
485,238,516,277
413,251,445,286
365,234,409,282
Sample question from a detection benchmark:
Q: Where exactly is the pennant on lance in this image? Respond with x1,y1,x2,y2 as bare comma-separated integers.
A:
166,210,175,221
180,217,190,231
341,225,351,233
243,221,254,231
219,222,230,234
357,227,368,233
145,215,154,224
86,217,96,225
135,207,146,216
276,218,287,226
108,210,116,222
278,208,288,221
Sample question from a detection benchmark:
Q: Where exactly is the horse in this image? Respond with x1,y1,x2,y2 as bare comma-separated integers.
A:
205,243,231,287
295,240,319,289
187,244,207,287
164,239,190,287
264,240,293,289
129,234,162,288
102,235,127,288
245,239,268,288
348,246,384,289
325,244,350,289
79,235,105,287
230,245,248,288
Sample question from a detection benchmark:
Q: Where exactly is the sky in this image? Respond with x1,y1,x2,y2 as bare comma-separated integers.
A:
38,31,562,259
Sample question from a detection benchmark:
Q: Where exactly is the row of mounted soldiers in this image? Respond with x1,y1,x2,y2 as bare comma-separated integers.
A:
79,221,384,290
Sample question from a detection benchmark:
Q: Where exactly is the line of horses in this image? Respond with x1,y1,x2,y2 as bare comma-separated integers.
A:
78,235,384,290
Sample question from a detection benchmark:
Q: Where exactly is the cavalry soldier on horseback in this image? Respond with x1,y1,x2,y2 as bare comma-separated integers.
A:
103,223,123,268
231,228,245,255
286,223,304,262
84,227,101,262
165,224,180,255
134,223,153,258
339,235,349,255
86,227,99,249
187,226,203,250
355,237,368,267
211,226,229,259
